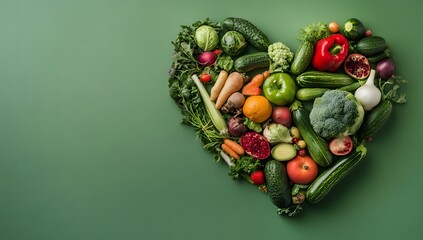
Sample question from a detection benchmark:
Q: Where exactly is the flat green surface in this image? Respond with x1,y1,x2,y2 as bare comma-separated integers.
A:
1,0,422,239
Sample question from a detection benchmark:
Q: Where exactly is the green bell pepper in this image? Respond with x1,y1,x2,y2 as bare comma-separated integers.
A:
263,73,296,106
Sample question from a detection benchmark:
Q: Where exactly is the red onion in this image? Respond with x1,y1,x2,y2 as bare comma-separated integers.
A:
197,51,216,66
376,58,396,80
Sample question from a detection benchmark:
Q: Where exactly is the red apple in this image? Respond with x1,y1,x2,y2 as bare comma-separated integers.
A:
287,155,318,184
271,106,292,127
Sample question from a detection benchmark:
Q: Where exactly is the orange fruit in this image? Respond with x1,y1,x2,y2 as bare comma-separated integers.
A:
243,95,272,123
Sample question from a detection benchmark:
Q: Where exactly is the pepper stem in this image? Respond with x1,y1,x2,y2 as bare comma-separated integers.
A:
330,45,342,55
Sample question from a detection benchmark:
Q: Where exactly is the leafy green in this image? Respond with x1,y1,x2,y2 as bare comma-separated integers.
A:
168,19,225,157
228,155,262,180
243,117,263,132
298,22,330,44
378,76,407,104
214,55,234,72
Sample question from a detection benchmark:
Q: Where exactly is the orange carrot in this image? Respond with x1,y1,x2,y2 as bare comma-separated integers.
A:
215,72,244,109
221,143,240,160
224,138,245,155
241,70,270,96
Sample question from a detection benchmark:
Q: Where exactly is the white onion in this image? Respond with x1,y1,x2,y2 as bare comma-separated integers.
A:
354,69,382,111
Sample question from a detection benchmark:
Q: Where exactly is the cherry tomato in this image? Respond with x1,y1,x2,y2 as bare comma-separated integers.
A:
213,49,222,55
329,136,353,156
365,29,373,37
200,73,211,83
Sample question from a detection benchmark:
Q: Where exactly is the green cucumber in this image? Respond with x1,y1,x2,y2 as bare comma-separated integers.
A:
265,160,292,208
356,36,388,56
290,41,314,75
296,71,355,88
342,18,365,41
296,88,329,101
357,99,393,141
306,145,367,203
296,81,362,101
290,101,332,167
223,17,269,51
234,52,270,72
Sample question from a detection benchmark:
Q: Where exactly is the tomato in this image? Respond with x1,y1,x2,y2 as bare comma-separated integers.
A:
287,155,318,184
329,136,353,156
199,73,211,83
262,73,296,106
213,49,222,55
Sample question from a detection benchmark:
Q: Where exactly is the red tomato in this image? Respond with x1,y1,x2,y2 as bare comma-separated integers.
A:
329,136,353,156
213,49,222,55
287,155,318,184
200,73,211,83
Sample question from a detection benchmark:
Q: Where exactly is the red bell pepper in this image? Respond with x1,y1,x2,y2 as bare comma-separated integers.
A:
312,34,349,72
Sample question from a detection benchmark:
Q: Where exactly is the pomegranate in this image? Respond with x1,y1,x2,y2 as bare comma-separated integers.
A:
329,136,353,156
344,53,371,79
239,132,270,160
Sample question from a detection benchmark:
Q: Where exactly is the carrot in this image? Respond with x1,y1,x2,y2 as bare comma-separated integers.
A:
224,138,245,155
210,70,228,101
241,70,270,96
221,143,240,160
215,72,244,109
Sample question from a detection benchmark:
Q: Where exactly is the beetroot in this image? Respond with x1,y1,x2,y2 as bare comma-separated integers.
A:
344,53,370,79
240,132,270,160
228,116,248,137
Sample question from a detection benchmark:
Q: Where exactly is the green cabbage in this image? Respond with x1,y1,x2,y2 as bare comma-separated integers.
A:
221,31,247,56
194,25,219,51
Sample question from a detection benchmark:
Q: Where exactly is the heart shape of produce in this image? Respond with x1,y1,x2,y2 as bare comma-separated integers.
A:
168,17,407,217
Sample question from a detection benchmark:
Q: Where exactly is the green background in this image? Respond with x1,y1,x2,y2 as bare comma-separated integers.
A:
1,0,422,239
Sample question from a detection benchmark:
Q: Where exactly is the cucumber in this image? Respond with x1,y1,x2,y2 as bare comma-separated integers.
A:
342,18,365,41
223,17,269,51
290,101,332,167
357,99,393,141
290,41,314,75
296,88,329,101
296,71,355,88
306,145,367,203
296,81,362,101
265,160,292,208
234,52,270,72
356,36,388,57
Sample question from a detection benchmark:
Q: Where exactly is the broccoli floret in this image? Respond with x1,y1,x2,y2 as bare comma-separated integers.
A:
268,42,294,72
309,89,365,139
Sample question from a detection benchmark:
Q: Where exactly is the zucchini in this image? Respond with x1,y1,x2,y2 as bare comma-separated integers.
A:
234,52,270,72
367,49,391,64
223,17,269,51
357,99,393,141
356,36,388,57
290,41,314,75
296,71,355,88
296,88,329,101
290,101,332,167
265,160,292,208
306,145,367,203
296,81,362,102
342,18,365,41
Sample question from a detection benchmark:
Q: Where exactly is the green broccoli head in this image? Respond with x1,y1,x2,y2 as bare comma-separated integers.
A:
309,89,364,139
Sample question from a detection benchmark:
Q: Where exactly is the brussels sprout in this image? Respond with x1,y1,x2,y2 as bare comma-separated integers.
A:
194,25,219,51
221,31,247,56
